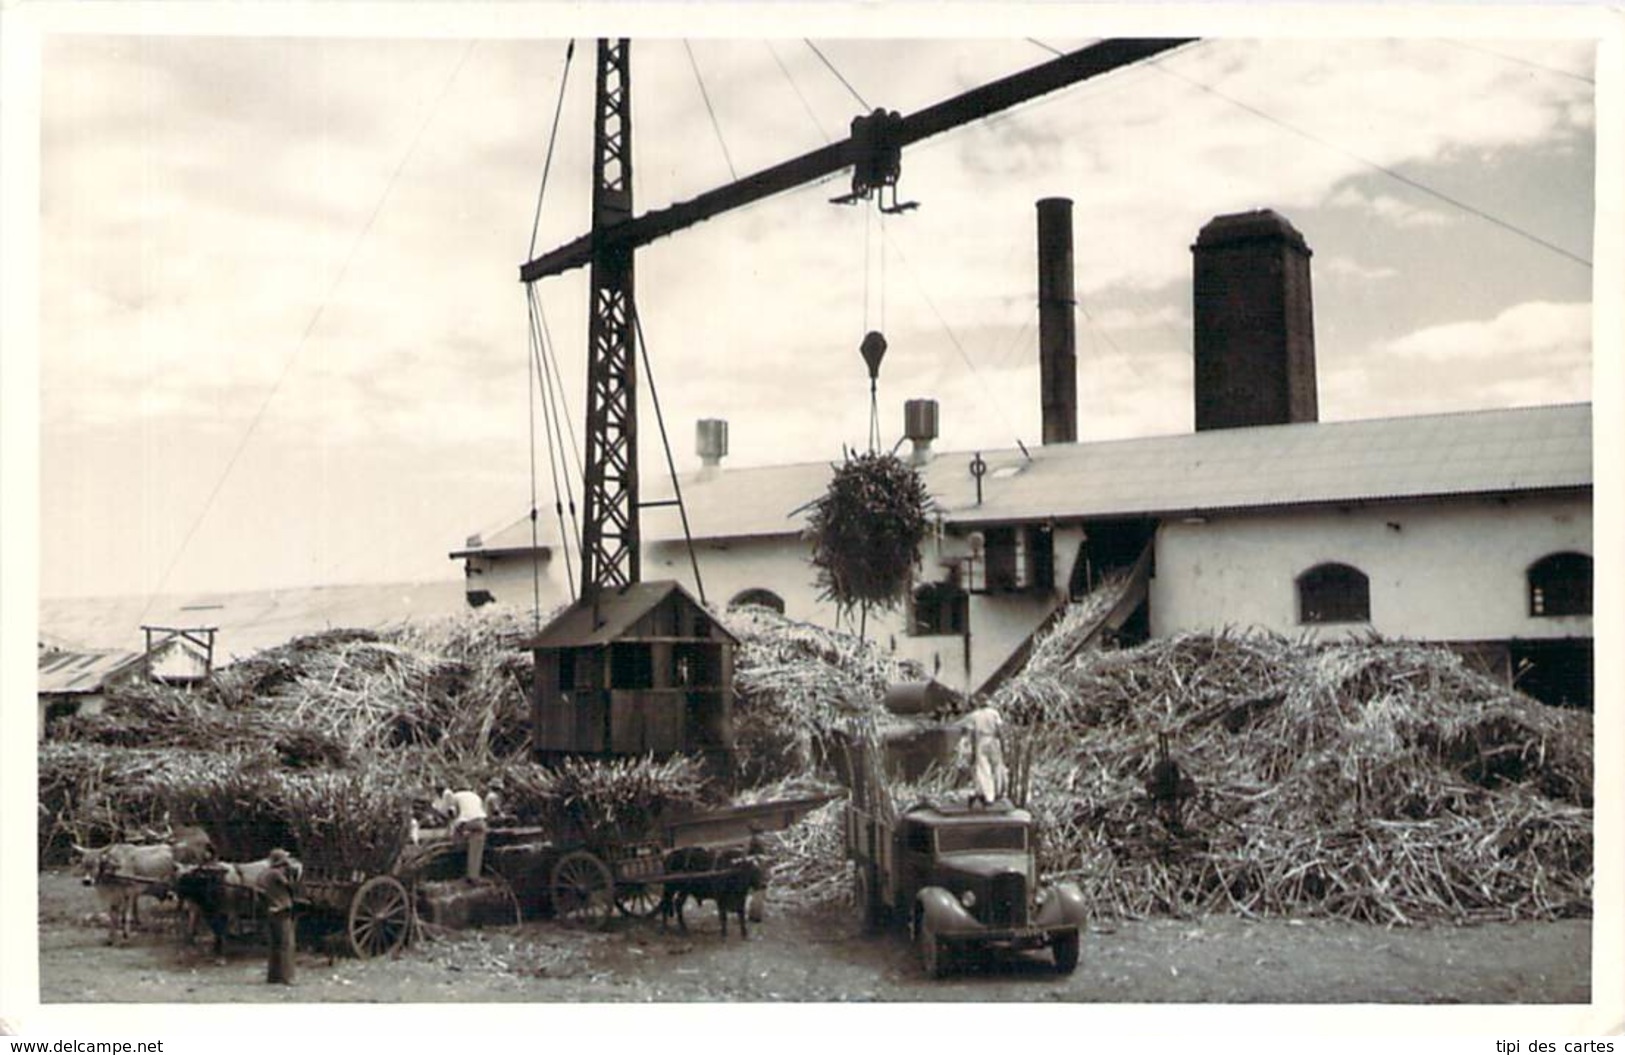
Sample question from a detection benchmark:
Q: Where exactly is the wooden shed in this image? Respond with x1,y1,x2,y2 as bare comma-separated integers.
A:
37,647,146,740
524,581,736,769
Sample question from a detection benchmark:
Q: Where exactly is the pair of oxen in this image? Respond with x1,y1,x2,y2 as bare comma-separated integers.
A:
74,830,295,955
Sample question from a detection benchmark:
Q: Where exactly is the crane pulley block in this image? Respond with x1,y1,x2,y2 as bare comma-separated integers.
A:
831,108,919,213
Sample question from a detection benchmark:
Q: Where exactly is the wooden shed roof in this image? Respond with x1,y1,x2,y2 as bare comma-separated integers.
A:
520,579,736,650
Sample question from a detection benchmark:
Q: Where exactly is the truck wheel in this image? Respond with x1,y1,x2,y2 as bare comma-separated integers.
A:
917,914,946,979
1051,930,1080,974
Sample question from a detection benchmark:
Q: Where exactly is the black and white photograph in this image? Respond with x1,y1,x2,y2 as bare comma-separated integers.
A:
2,0,1619,1037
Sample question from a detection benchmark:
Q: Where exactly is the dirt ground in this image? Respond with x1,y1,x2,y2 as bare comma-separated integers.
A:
34,868,1590,1004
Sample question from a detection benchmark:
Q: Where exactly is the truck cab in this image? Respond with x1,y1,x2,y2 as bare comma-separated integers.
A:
848,797,1087,977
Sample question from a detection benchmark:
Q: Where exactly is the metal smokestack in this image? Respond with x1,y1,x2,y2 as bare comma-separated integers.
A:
1037,197,1077,445
696,419,729,468
903,399,939,465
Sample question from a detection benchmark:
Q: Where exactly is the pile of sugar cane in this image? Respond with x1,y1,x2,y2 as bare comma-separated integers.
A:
41,597,1593,925
59,609,541,765
994,623,1592,924
726,605,925,785
41,609,541,863
758,612,1591,924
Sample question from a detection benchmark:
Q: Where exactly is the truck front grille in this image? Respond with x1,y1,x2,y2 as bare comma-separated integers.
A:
989,872,1026,927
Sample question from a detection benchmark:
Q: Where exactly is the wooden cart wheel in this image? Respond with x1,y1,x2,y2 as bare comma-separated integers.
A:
550,851,614,928
348,875,413,959
489,874,524,927
615,881,666,919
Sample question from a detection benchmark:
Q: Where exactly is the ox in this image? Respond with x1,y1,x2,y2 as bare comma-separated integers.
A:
660,844,768,939
74,843,179,945
173,855,301,956
173,862,259,957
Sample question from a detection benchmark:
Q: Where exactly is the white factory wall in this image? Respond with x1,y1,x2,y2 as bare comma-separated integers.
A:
461,552,572,617
647,530,1083,695
1149,493,1593,641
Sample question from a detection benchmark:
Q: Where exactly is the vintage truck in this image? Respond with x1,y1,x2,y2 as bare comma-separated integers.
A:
843,734,1088,978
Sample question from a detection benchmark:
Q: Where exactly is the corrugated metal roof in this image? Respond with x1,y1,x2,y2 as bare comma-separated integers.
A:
39,580,470,661
639,402,1591,540
37,649,146,695
521,580,737,649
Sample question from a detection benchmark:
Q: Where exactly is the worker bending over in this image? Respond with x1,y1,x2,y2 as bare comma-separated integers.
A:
436,788,489,881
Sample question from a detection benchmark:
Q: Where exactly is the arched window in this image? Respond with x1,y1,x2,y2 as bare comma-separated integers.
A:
1297,562,1370,624
727,588,785,614
1528,552,1591,617
912,581,968,636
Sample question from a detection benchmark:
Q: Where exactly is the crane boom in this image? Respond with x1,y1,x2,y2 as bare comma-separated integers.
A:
519,37,1194,283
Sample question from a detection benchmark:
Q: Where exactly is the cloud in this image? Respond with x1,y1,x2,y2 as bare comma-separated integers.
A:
1382,300,1590,361
1326,186,1456,228
1320,257,1399,282
1323,300,1591,417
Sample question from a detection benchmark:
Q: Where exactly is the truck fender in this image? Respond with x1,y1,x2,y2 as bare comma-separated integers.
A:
1034,881,1089,927
915,886,978,935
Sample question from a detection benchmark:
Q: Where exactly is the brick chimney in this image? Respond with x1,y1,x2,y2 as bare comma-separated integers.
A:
1191,209,1318,431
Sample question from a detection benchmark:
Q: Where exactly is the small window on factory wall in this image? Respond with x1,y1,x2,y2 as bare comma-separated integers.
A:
1528,552,1592,617
1297,562,1370,624
912,581,968,636
727,588,786,614
977,526,1055,593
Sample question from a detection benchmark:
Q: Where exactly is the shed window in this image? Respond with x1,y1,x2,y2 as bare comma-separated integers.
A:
610,642,654,690
912,581,968,636
1298,563,1370,624
1528,552,1591,617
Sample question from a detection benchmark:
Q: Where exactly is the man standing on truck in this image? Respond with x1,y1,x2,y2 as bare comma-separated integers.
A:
958,704,1008,806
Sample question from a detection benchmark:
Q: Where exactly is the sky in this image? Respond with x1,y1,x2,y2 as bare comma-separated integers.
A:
12,6,1612,601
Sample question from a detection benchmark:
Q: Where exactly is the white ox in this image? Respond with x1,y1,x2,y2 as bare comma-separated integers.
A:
74,842,179,944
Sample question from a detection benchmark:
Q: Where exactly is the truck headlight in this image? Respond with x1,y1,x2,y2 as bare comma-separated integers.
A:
1035,888,1049,908
959,889,976,909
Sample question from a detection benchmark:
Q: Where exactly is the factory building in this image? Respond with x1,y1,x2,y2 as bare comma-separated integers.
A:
453,208,1593,709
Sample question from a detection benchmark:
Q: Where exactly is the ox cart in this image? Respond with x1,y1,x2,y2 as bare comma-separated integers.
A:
544,794,833,928
294,828,521,959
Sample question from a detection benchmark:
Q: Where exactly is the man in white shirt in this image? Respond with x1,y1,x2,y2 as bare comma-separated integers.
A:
958,705,1008,807
436,788,489,880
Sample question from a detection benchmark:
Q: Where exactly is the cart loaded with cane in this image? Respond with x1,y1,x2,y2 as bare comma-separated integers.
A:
292,822,521,959
541,793,834,928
